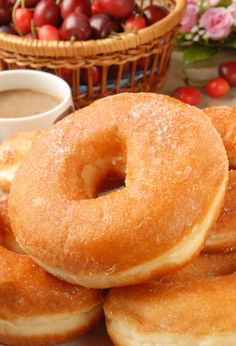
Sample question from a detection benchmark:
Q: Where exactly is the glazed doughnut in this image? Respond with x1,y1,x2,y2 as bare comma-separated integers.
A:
204,106,236,168
0,196,103,346
104,252,236,346
0,130,42,193
204,170,236,253
9,93,228,289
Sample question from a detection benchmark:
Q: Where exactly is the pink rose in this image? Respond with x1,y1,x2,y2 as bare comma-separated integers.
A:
180,3,198,32
200,8,233,40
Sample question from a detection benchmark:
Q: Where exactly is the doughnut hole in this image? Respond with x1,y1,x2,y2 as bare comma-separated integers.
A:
97,170,126,197
79,135,127,199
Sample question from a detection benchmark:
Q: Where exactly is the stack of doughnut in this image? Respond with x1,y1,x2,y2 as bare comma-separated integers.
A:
0,94,235,346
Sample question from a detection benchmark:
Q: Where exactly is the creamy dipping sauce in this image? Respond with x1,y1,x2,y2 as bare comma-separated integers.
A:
0,89,61,118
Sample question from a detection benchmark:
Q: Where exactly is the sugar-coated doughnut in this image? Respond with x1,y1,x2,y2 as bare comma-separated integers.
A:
204,106,236,168
104,252,236,346
9,93,228,289
0,131,42,193
204,170,236,253
0,196,103,346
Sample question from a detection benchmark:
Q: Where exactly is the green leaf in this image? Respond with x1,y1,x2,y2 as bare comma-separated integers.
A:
182,45,218,68
218,0,232,6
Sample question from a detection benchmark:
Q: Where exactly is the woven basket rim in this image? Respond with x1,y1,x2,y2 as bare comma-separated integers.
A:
0,0,186,57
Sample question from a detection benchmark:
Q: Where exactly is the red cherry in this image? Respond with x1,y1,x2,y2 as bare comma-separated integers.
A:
143,5,168,25
205,77,230,98
92,0,104,15
60,12,91,41
60,0,91,20
61,67,73,86
124,15,146,32
90,13,120,39
173,86,201,106
14,8,33,35
108,62,131,78
38,24,60,40
219,61,236,87
34,0,61,27
98,0,134,18
81,66,101,86
0,0,11,25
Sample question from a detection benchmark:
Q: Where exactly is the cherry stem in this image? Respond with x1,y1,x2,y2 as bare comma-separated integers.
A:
182,68,189,85
70,36,76,44
30,19,37,39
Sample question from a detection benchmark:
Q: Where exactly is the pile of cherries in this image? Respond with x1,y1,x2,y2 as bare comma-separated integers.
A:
173,61,236,106
0,0,168,41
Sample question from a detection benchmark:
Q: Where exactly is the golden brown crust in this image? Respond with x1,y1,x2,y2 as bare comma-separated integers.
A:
104,252,236,343
204,170,236,253
9,93,228,288
0,130,42,193
0,197,103,346
204,106,236,168
0,310,103,346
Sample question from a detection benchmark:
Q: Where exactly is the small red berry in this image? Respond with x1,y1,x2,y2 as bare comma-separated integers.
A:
81,66,101,86
205,77,230,98
34,0,61,27
61,67,73,86
219,61,236,87
0,0,11,25
38,24,60,40
173,86,201,106
92,0,104,15
60,0,92,20
143,5,168,25
60,12,92,41
124,15,146,32
14,8,33,35
98,0,134,19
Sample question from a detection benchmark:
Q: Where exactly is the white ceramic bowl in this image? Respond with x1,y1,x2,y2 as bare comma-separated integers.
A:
0,69,74,142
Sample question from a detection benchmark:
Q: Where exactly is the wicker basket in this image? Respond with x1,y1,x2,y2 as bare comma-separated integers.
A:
0,0,185,108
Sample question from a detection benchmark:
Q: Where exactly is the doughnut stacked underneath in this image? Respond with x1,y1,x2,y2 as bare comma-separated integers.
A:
204,106,236,168
104,252,236,346
204,170,236,253
0,195,103,346
0,93,235,346
0,131,42,194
